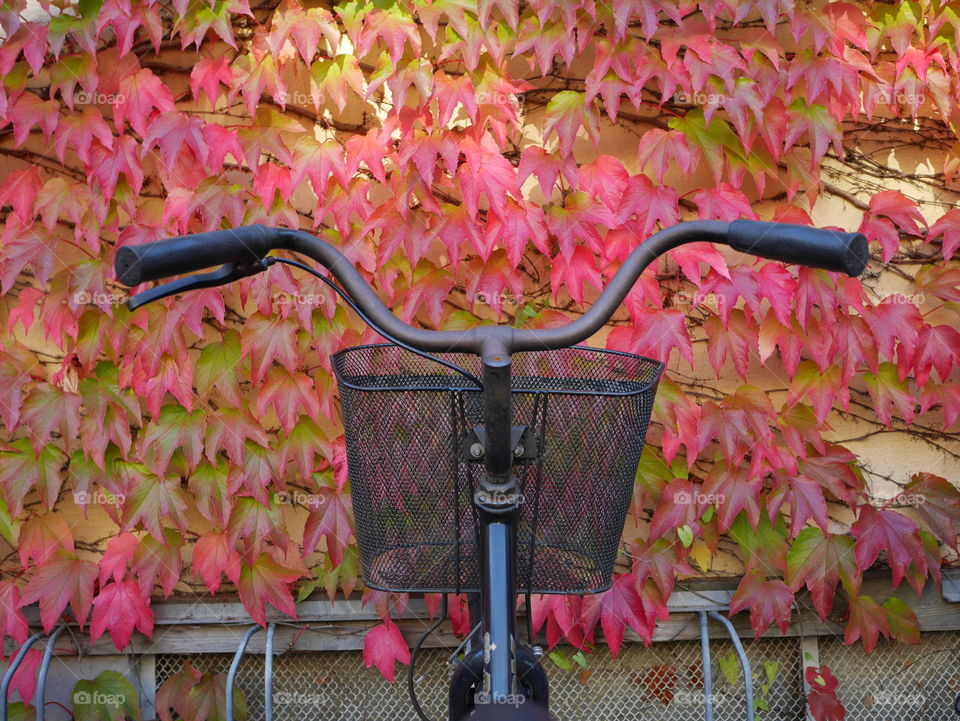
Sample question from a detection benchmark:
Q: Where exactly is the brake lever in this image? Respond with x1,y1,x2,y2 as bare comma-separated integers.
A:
126,258,272,311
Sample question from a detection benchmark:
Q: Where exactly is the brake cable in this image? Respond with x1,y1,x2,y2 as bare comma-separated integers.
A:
266,257,483,388
406,594,449,721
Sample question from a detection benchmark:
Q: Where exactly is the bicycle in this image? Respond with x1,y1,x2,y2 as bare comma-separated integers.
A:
115,219,867,720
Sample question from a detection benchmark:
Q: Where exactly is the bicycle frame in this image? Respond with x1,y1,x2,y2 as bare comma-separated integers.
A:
115,219,867,719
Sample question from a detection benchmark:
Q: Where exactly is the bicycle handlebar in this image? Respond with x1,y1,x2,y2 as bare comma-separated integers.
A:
114,220,867,356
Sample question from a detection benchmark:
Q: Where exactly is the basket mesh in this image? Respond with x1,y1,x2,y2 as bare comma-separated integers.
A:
333,344,663,595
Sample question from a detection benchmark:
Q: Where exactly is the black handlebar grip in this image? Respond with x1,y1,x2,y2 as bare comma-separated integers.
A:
114,225,275,286
727,220,868,277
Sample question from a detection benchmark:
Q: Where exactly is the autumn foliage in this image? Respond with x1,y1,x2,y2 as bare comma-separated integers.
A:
1,0,959,717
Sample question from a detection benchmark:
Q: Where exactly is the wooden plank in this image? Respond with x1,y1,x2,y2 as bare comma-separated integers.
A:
9,575,960,656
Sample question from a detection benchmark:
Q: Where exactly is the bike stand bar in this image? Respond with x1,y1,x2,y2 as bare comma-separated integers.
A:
264,623,276,721
35,627,66,721
708,611,754,721
1,631,48,721
227,626,261,721
699,612,714,721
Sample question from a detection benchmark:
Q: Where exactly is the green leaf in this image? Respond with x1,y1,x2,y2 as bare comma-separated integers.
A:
195,329,244,406
764,660,779,684
0,495,20,545
296,580,317,603
6,703,36,721
78,0,104,19
548,650,571,670
677,525,694,548
72,671,141,721
572,650,589,668
719,652,740,685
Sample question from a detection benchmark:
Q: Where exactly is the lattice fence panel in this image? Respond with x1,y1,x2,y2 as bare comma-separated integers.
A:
156,636,803,721
819,630,960,720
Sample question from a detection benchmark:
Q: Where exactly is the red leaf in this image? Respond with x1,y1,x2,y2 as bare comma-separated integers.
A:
867,190,926,235
843,593,887,652
90,580,154,650
863,363,915,428
114,68,176,135
704,310,756,380
729,571,793,635
636,128,693,183
669,243,729,286
193,532,242,594
911,323,960,385
18,513,74,568
190,55,234,107
806,665,846,721
241,314,301,384
456,134,517,219
9,649,42,703
517,146,576,199
542,90,600,156
98,532,140,586
905,472,960,552
850,506,924,587
21,551,97,631
787,528,859,621
363,621,411,682
131,531,185,599
625,309,694,367
767,473,829,537
648,479,705,541
237,553,303,626
928,208,960,260
530,594,583,649
0,581,29,644
577,155,629,215
549,247,602,305
255,367,322,433
0,166,42,222
694,184,758,221
702,461,763,532
582,573,657,656
302,490,353,566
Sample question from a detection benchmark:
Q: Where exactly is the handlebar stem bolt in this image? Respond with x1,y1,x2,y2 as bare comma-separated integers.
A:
513,445,525,457
470,443,484,458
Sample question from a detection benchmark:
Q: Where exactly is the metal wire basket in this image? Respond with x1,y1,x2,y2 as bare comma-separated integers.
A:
332,344,663,595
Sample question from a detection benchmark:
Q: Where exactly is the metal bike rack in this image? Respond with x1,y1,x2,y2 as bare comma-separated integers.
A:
0,627,66,721
225,623,276,721
698,610,755,721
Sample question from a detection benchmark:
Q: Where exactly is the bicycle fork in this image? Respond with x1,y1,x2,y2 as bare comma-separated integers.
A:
449,338,549,719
